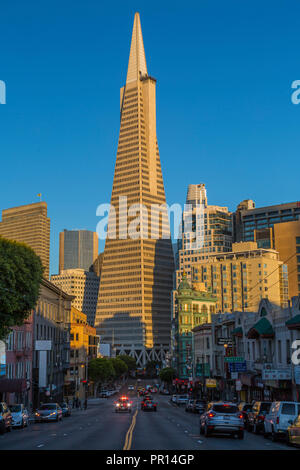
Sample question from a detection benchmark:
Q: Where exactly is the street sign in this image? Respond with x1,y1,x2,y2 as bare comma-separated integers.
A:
262,369,291,380
231,372,238,379
206,378,217,388
217,338,233,346
236,380,242,391
225,356,244,363
229,361,247,372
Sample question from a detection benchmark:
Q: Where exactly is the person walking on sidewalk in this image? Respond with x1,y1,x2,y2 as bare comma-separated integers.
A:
84,399,87,410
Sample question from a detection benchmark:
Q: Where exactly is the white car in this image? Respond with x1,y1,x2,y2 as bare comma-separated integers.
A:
264,401,300,441
9,404,29,428
176,395,189,406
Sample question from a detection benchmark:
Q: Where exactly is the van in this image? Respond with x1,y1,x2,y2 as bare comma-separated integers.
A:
264,401,300,441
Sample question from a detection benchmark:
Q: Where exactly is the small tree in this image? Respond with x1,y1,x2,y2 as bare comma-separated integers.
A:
159,367,176,387
88,358,116,396
0,237,44,340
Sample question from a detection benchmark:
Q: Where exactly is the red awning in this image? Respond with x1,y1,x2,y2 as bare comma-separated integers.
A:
0,379,26,393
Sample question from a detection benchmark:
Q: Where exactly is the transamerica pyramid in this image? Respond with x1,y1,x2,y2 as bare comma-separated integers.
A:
95,13,174,366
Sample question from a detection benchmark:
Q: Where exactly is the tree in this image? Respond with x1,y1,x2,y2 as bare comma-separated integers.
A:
88,357,116,396
117,354,136,371
110,357,128,378
0,237,44,340
159,367,176,384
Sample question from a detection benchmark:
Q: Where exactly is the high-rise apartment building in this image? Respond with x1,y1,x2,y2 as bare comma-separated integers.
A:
51,269,100,327
176,184,232,286
233,200,300,299
0,202,50,278
95,13,174,366
191,242,289,313
59,229,98,273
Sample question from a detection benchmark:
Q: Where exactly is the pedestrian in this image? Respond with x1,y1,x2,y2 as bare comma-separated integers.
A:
84,399,87,410
72,397,75,409
79,399,82,410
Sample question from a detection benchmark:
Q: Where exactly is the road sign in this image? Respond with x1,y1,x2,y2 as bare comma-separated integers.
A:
229,361,247,372
225,356,244,363
206,379,217,388
217,338,233,346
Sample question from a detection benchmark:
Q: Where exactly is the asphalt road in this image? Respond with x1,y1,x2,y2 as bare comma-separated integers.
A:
0,382,297,450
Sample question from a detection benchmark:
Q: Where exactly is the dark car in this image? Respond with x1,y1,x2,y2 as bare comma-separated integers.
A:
238,403,252,426
60,402,71,417
193,400,207,414
247,401,272,434
35,403,63,422
0,402,12,434
142,399,157,412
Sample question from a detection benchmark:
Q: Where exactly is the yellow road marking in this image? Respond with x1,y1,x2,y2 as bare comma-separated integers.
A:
123,408,138,450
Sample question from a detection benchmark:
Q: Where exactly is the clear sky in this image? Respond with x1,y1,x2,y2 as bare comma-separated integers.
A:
0,0,299,275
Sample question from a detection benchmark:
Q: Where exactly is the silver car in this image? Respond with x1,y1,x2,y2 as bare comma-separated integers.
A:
200,402,244,439
35,403,63,422
9,404,29,428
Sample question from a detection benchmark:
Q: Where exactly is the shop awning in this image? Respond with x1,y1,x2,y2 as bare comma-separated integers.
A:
232,327,243,337
0,379,26,393
247,317,274,339
286,314,300,330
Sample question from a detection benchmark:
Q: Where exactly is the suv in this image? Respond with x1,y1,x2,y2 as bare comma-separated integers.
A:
264,401,300,441
247,401,272,434
0,402,12,434
193,400,206,415
200,402,244,439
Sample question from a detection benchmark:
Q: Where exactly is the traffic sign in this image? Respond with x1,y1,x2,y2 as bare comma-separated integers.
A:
224,356,244,363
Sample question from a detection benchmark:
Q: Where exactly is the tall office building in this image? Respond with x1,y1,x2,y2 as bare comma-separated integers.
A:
95,13,174,365
0,202,50,278
59,229,98,273
51,269,100,327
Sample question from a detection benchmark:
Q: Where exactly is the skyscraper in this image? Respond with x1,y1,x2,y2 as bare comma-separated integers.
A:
0,202,50,278
59,229,98,273
95,13,174,365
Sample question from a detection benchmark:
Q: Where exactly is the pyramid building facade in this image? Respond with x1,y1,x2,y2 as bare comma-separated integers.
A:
95,13,174,365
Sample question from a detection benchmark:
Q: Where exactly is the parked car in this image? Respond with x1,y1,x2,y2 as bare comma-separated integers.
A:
185,399,194,412
171,394,177,403
99,390,109,398
34,403,63,422
247,401,272,434
286,413,300,447
60,402,71,417
238,402,252,426
9,404,29,428
200,402,244,439
176,395,189,406
0,402,12,434
264,401,300,441
193,400,207,414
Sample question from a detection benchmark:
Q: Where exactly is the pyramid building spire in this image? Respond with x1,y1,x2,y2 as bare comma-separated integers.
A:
126,12,148,84
95,14,174,367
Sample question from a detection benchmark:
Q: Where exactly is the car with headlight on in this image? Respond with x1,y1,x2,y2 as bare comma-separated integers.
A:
9,404,29,428
114,397,132,413
200,402,244,439
34,403,63,422
0,402,12,434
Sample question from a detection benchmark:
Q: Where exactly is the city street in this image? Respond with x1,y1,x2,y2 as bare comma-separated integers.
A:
0,382,296,451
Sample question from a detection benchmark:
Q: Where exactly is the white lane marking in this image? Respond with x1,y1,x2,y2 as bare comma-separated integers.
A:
63,434,67,436
198,440,203,444
184,430,188,433
37,444,44,448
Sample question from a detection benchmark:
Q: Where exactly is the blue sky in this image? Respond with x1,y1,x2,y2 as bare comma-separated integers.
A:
0,0,299,275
